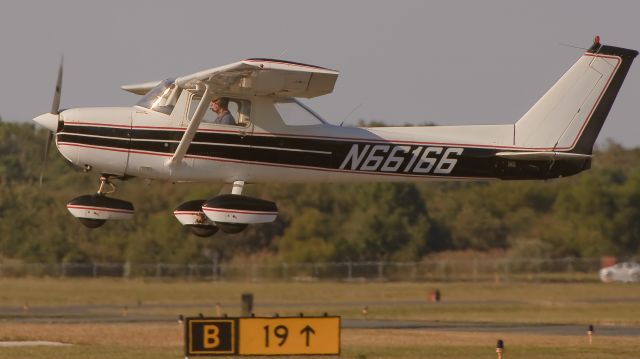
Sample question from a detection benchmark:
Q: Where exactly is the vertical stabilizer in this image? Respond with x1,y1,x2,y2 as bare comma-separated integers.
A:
515,39,637,154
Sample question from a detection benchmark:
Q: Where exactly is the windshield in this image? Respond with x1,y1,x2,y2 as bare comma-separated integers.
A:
274,99,327,126
136,78,178,115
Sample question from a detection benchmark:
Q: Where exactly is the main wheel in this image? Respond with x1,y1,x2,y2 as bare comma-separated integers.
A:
188,225,219,237
216,222,248,234
78,218,106,228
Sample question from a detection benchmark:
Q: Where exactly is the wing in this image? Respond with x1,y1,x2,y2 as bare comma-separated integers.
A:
122,58,339,98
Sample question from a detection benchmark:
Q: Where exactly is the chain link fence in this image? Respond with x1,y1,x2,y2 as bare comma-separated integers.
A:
0,257,620,282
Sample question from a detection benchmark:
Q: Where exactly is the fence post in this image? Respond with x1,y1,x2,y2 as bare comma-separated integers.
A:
251,263,256,282
212,251,219,281
92,262,97,278
282,262,288,281
567,257,574,282
412,262,418,280
347,262,353,281
473,258,478,282
377,261,384,280
504,259,510,283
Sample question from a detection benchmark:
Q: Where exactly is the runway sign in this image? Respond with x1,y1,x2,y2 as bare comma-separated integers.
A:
185,316,340,356
186,318,237,356
239,316,340,355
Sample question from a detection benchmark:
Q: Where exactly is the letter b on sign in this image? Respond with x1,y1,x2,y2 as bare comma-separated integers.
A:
203,325,221,348
187,319,236,355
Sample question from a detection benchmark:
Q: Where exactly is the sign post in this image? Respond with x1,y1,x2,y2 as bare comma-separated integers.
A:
185,316,340,357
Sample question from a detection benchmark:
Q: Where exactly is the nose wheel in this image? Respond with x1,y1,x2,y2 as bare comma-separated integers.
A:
66,175,134,228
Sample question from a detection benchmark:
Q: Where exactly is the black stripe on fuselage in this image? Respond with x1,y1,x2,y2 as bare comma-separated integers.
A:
57,126,587,179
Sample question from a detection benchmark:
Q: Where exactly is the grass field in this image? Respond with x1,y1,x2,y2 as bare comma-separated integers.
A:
1,278,639,358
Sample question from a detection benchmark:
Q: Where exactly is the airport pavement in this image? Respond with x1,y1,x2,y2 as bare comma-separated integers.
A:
1,303,640,337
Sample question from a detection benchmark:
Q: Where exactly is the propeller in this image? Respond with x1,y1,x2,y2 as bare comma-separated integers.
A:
35,58,64,186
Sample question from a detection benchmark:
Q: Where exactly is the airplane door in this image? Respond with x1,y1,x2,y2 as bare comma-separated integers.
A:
127,84,192,180
188,96,253,167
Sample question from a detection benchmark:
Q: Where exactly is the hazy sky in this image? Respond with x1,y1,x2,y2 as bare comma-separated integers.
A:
2,0,639,146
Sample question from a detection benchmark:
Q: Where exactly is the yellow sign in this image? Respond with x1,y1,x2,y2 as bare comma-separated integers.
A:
185,316,340,356
238,317,340,355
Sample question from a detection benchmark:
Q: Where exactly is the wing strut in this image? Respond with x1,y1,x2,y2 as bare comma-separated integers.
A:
167,84,214,168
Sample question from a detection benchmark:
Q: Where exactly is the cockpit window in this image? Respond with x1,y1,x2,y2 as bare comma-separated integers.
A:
274,99,327,126
136,78,180,115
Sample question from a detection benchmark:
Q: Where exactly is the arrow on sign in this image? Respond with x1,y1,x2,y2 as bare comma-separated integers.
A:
300,325,316,346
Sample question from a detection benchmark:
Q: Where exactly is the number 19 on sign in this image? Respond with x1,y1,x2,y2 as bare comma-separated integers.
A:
263,325,289,347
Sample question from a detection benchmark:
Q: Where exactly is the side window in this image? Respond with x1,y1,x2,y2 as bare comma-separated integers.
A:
188,96,249,126
274,99,326,126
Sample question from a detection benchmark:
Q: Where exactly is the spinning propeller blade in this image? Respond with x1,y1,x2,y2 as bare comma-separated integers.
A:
51,57,63,115
39,132,54,186
39,57,63,186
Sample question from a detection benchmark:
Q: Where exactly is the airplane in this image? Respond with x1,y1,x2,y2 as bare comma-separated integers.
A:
33,37,637,237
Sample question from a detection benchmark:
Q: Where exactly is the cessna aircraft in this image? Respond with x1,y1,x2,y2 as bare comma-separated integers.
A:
33,37,637,236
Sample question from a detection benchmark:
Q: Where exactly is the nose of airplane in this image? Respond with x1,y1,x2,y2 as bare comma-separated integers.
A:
33,112,61,132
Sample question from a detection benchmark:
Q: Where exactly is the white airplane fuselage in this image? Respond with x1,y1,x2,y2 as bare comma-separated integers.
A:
54,103,579,185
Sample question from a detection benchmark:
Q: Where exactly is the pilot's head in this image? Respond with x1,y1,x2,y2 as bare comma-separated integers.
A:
210,97,229,113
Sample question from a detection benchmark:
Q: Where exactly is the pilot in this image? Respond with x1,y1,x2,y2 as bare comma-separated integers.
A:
209,97,236,125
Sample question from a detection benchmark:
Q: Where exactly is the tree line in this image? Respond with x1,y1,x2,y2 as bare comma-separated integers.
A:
1,122,639,264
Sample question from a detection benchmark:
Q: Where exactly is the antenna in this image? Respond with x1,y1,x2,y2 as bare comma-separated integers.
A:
559,36,602,52
339,102,363,127
558,42,588,51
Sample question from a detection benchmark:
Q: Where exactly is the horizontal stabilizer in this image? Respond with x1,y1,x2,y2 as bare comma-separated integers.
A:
495,151,592,161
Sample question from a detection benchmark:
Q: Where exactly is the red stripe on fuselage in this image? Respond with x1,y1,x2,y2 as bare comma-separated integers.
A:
202,208,277,215
67,204,133,214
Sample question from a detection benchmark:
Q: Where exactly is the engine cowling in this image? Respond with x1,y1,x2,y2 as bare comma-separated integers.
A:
173,200,218,237
67,194,134,228
203,194,278,233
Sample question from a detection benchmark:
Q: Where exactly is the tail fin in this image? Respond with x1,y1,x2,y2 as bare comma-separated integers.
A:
515,38,637,154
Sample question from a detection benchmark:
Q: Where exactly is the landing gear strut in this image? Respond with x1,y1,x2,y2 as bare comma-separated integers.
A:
78,176,117,228
97,175,116,195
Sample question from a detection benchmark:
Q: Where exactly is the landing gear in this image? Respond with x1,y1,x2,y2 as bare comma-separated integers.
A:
174,200,218,237
173,181,278,237
214,181,250,234
216,223,248,234
97,175,116,195
189,225,219,237
67,175,134,229
78,217,106,229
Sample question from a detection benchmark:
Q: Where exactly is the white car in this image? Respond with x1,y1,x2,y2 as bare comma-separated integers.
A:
599,262,640,283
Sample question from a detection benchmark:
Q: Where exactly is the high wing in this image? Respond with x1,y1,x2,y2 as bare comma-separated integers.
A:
121,58,339,98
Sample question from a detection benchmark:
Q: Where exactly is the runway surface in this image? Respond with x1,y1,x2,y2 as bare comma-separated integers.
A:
1,301,640,337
